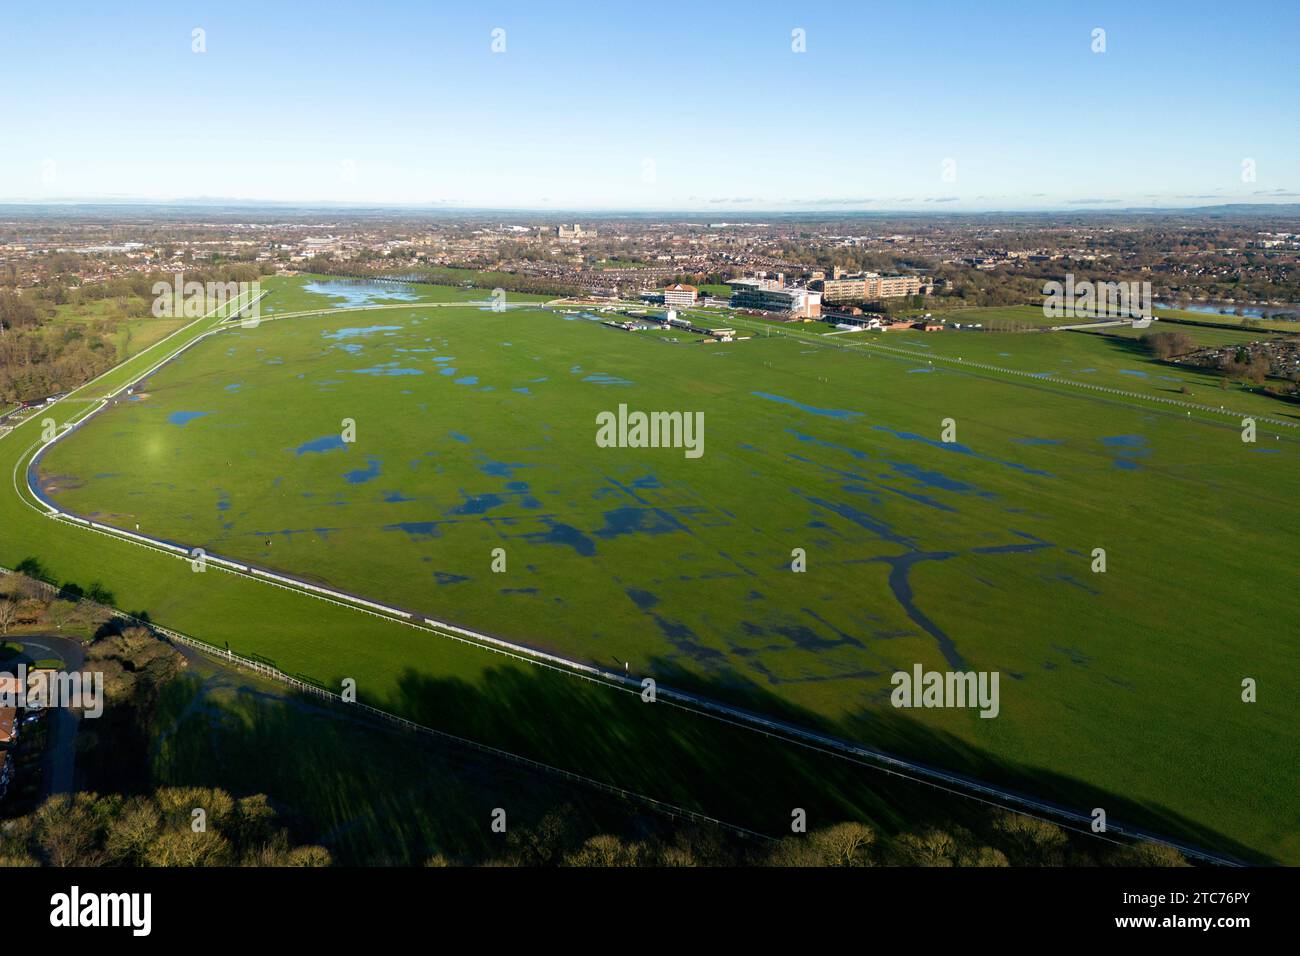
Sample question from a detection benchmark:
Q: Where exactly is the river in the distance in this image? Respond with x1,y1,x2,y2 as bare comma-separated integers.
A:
1156,300,1300,320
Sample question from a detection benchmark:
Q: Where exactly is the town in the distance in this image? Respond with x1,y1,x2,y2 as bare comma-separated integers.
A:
4,208,1299,411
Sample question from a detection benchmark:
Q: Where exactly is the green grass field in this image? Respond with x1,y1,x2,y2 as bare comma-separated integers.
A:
922,305,1070,329
917,304,1153,329
112,317,188,360
1154,305,1300,334
6,275,1298,863
780,319,1300,425
919,301,1300,338
1080,323,1278,349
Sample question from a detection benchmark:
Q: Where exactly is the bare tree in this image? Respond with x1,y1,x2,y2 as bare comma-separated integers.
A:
47,597,79,631
810,821,876,866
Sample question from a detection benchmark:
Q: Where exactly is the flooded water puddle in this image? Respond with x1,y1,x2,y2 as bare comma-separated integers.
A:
322,325,403,340
168,411,210,426
1100,434,1151,470
752,392,862,419
304,281,420,308
296,435,346,455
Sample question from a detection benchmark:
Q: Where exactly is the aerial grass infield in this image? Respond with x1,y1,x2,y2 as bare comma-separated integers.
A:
919,301,1300,335
7,275,1299,863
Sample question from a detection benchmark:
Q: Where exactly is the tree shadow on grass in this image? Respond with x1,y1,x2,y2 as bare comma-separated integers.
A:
147,663,729,866
1091,334,1153,360
372,656,1272,865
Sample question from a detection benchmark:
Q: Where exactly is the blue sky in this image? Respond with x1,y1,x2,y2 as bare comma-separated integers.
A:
1,0,1297,210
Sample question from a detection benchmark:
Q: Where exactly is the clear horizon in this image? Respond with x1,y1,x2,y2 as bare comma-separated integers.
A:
2,197,1300,216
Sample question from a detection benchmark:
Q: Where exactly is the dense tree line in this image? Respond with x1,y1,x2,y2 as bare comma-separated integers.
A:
0,789,330,866
1142,330,1290,391
426,805,1188,868
1140,330,1196,359
1220,347,1274,385
0,264,271,404
0,325,117,403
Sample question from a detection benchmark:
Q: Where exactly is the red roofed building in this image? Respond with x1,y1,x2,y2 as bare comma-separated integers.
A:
663,283,698,309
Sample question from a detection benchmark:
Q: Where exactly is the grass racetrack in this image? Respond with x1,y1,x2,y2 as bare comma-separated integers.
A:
5,275,1298,863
